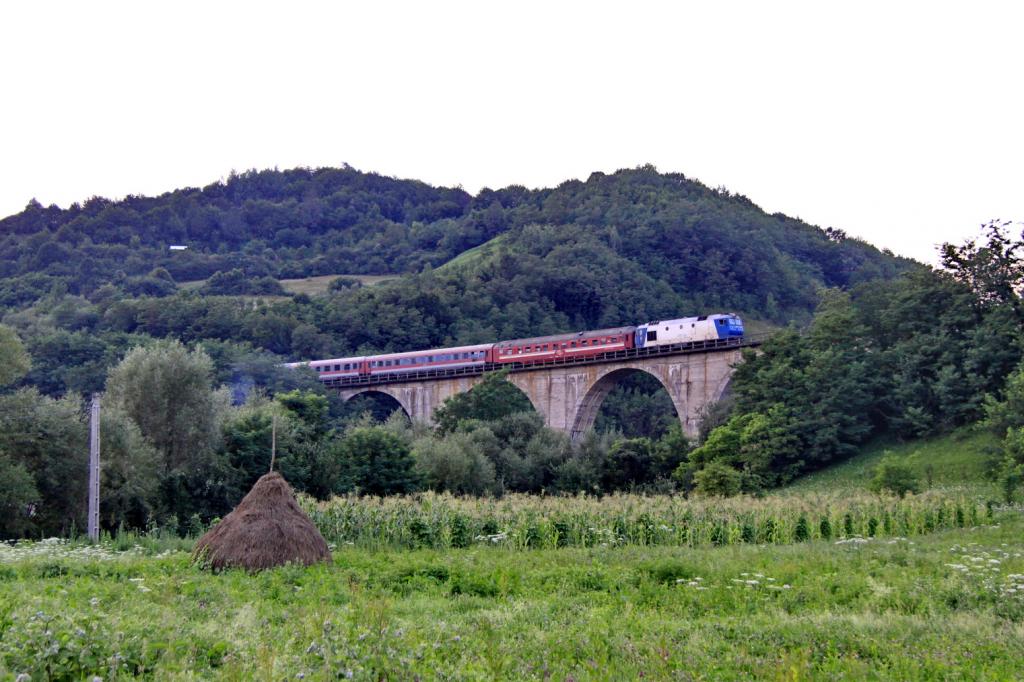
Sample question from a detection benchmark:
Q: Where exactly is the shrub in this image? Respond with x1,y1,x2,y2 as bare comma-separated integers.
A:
327,276,363,292
693,461,742,497
869,460,921,498
412,433,496,496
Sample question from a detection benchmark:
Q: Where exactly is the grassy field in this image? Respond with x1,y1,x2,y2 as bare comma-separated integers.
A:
4,433,1020,679
2,512,1022,680
436,233,511,273
278,274,398,295
785,428,999,495
178,274,397,296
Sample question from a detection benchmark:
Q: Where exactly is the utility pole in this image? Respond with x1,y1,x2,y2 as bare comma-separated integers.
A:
88,393,101,542
269,414,277,472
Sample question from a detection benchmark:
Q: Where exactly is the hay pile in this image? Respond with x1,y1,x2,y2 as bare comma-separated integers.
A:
193,471,331,571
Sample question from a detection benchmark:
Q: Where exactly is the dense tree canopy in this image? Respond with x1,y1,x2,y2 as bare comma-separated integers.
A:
684,224,1024,492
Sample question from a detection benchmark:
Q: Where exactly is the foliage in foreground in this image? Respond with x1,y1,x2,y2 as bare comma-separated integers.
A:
302,489,994,551
1,513,1022,680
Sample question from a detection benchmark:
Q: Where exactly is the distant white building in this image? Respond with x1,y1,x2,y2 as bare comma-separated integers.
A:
169,245,188,251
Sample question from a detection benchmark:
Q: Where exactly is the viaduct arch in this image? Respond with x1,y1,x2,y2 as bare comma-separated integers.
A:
336,347,745,440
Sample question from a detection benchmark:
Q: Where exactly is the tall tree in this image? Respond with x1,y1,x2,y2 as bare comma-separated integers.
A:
941,219,1024,316
0,324,30,387
105,340,227,474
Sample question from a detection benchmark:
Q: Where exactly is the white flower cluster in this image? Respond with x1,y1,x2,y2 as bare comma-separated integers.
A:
717,572,792,590
946,543,1024,600
0,538,146,563
834,536,870,545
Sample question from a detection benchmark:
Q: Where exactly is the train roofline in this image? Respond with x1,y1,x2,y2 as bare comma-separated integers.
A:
363,343,493,360
495,326,637,347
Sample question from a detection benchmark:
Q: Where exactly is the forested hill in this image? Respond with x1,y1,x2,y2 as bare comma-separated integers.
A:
1,165,910,317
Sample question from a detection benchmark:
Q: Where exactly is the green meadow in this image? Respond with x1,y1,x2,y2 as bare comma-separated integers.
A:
2,432,1022,681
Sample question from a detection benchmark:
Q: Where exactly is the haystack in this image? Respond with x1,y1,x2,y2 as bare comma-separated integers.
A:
193,471,331,571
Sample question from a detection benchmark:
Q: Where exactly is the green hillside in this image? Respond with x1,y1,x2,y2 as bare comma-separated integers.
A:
784,428,999,495
435,233,511,273
1,165,910,320
0,165,914,399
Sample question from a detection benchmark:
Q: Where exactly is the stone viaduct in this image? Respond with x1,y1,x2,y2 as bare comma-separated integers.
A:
335,346,748,440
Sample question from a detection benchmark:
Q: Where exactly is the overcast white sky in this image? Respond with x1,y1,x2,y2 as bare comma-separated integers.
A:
1,1,1021,263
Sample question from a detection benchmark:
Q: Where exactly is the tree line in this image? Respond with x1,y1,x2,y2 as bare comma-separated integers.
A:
0,337,689,539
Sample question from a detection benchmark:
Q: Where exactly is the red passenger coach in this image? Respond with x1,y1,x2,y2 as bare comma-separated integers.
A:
493,326,635,366
366,344,492,376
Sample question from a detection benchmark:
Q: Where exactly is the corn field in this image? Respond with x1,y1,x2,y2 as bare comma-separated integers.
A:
300,490,996,551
